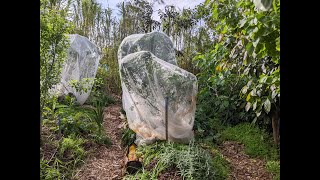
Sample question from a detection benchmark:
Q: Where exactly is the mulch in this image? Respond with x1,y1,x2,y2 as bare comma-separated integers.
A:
219,141,273,180
72,104,126,180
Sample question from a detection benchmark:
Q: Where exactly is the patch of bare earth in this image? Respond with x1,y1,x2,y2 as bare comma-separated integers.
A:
158,166,182,180
73,104,126,180
144,159,182,180
219,141,272,180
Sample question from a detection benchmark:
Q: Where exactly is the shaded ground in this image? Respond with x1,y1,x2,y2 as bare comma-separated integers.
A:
219,141,273,180
73,104,126,180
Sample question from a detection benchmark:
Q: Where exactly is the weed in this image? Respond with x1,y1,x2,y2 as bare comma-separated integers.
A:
266,160,280,180
121,127,136,147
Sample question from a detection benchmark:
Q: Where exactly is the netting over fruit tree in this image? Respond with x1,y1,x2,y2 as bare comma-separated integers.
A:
118,32,198,145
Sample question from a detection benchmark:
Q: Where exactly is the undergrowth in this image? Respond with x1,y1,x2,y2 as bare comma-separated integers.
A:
124,141,230,180
266,160,280,180
220,123,279,160
40,93,113,179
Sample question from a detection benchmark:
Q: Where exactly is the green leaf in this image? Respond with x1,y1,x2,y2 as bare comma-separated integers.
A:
246,93,251,101
256,111,262,117
264,98,271,113
253,37,260,47
239,19,247,28
253,100,257,110
260,76,268,83
245,102,251,111
246,42,254,55
272,90,277,99
276,37,280,51
241,86,248,94
250,88,257,96
252,117,258,124
266,76,273,84
223,100,229,107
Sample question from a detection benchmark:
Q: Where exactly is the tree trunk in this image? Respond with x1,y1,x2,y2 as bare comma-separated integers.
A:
271,110,280,146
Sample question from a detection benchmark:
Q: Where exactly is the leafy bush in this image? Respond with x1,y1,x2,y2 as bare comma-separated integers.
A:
220,123,279,160
194,0,280,144
266,160,280,180
58,106,111,146
59,136,86,161
58,108,97,137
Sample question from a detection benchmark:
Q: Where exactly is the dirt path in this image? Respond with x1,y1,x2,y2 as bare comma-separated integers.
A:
219,141,272,180
73,104,126,180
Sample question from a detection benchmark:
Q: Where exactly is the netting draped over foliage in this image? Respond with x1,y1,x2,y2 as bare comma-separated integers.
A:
52,34,101,105
118,32,198,145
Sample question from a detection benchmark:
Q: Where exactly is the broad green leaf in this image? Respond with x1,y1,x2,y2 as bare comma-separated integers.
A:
276,37,280,51
257,90,262,96
246,42,254,55
239,19,247,28
256,111,261,117
252,117,258,124
246,93,251,101
245,102,251,111
223,100,229,107
253,37,260,47
260,76,268,83
266,76,273,84
253,100,257,110
241,86,248,94
251,88,257,96
264,98,271,113
253,0,273,11
272,90,277,99
243,51,248,65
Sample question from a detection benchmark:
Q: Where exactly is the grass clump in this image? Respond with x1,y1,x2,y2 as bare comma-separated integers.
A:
220,123,279,160
266,160,280,180
124,140,225,180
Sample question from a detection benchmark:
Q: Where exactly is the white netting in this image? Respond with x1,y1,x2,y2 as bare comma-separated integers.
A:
118,32,198,145
52,34,101,105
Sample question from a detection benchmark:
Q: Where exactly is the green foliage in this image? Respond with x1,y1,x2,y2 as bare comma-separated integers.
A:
207,147,231,180
69,78,95,95
59,136,86,161
121,127,136,147
58,105,111,146
86,94,114,134
58,107,97,136
127,141,219,179
123,168,152,180
220,123,279,160
41,159,61,180
211,153,230,180
266,160,280,180
41,101,112,179
194,0,280,144
97,47,122,94
40,0,72,120
205,0,279,119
